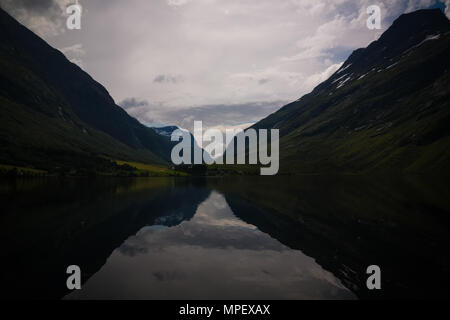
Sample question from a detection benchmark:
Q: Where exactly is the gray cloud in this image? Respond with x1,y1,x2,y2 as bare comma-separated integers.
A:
153,74,183,84
120,97,150,109
119,98,288,132
2,0,447,131
165,101,288,129
153,75,166,83
118,98,155,125
0,0,73,37
3,0,55,13
60,43,85,67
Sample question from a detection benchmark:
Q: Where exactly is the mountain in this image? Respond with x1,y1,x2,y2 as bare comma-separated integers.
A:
154,125,214,164
0,8,175,173
253,9,450,174
153,126,180,138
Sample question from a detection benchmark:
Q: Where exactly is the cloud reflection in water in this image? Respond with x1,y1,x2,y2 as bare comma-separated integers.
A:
67,192,355,300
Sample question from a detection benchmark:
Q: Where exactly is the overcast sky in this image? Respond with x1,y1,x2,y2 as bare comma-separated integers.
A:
1,0,449,131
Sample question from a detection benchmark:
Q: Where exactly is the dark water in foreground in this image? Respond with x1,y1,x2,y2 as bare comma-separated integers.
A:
1,176,449,299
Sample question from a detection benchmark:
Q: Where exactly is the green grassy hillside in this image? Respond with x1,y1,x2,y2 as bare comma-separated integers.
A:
252,9,450,174
0,8,175,175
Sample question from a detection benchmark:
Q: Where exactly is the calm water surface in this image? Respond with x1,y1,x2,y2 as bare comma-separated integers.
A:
67,191,352,299
1,176,449,299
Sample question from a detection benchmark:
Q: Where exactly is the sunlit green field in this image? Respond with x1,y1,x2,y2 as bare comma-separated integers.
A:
114,160,188,177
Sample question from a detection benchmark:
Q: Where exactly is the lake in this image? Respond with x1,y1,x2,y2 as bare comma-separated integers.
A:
1,175,449,299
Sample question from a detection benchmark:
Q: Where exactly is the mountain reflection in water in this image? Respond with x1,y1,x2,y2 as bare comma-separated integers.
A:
67,191,353,299
1,175,449,299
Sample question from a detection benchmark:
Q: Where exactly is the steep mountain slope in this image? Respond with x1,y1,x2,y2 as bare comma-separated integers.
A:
0,8,174,172
253,9,450,173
